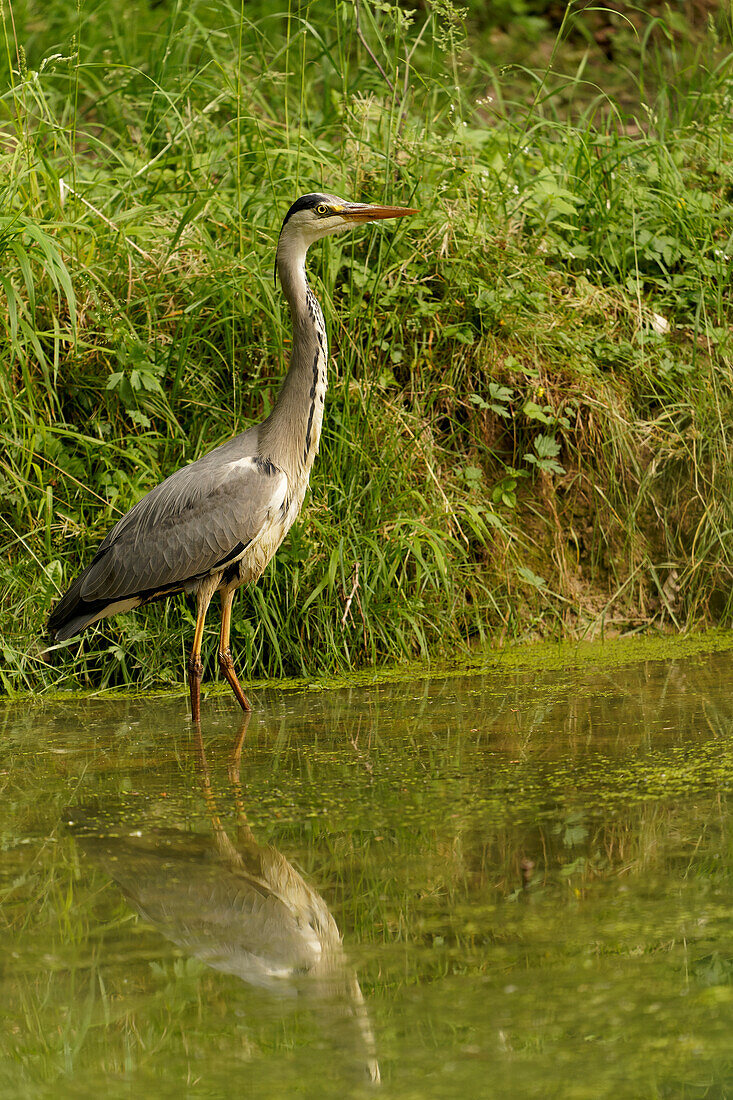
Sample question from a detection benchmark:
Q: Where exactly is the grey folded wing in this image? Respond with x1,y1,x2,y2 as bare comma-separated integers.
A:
48,431,287,638
88,452,287,599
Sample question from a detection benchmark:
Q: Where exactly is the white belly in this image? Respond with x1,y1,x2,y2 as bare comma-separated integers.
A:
226,475,309,589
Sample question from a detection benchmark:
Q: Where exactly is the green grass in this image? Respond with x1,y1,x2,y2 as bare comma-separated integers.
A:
2,0,733,698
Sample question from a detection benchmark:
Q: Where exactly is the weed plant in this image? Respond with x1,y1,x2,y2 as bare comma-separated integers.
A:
1,0,733,697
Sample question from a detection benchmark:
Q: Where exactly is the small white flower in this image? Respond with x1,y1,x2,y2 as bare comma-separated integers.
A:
40,53,64,71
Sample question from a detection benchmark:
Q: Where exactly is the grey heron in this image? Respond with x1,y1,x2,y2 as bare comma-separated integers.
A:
47,193,416,720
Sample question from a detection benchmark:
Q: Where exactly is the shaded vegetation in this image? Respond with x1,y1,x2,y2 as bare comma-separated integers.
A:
2,0,733,696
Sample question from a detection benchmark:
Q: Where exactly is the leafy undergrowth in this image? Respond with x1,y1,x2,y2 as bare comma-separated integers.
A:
2,0,733,696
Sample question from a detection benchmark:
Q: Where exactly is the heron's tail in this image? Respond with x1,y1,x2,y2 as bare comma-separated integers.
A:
47,564,111,643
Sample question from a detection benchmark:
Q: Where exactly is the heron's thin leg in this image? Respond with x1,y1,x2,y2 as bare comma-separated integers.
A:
188,585,214,723
218,588,252,713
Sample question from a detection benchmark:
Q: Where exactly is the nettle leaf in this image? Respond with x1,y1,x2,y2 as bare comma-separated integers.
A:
462,466,483,485
517,565,547,589
107,373,135,405
523,400,554,424
488,382,514,403
444,323,476,345
139,370,164,394
524,433,565,475
491,472,520,508
534,434,561,459
470,382,514,418
528,171,582,223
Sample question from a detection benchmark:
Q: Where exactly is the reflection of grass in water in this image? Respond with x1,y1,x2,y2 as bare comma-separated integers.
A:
3,657,733,1092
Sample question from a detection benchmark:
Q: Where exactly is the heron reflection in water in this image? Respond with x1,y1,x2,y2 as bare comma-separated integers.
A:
77,717,380,1084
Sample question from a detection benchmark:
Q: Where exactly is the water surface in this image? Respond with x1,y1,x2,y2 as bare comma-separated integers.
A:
3,647,733,1098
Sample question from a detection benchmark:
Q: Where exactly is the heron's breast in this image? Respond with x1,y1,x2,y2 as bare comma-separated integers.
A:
230,475,310,587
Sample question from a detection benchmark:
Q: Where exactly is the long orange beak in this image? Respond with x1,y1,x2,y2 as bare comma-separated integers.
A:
342,203,418,222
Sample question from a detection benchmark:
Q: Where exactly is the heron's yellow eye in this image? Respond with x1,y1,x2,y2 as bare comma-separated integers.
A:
316,203,329,216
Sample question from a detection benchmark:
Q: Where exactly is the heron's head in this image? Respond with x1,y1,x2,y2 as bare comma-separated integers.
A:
276,192,416,276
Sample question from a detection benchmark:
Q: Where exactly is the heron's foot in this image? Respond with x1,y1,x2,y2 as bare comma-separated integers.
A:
218,647,252,713
188,654,204,723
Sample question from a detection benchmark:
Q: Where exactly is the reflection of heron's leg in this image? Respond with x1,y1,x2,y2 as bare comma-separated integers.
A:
229,712,250,776
228,713,256,845
218,588,252,713
346,973,381,1086
193,721,241,863
193,722,223,830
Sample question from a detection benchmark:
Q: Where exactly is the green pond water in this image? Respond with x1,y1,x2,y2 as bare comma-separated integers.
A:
3,644,733,1098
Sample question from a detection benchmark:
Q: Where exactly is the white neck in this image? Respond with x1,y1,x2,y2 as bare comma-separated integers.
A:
258,229,329,482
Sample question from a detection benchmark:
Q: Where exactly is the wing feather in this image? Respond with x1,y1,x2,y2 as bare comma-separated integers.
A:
78,428,286,601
